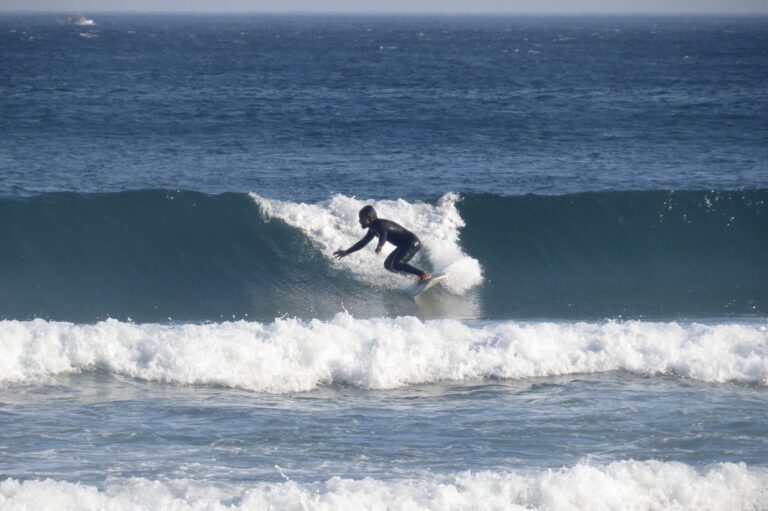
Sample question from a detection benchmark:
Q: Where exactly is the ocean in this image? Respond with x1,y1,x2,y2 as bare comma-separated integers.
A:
1,13,767,510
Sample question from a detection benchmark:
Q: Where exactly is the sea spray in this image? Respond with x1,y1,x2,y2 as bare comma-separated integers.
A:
251,192,484,293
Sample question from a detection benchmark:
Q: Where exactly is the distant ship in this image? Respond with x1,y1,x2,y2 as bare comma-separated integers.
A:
66,13,95,26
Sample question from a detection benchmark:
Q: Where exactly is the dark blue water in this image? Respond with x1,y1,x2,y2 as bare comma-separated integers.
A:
1,14,767,510
2,14,767,199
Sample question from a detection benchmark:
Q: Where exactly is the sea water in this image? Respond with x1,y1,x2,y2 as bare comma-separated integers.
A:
1,14,767,510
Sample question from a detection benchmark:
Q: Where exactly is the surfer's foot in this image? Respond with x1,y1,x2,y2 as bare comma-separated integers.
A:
419,272,431,282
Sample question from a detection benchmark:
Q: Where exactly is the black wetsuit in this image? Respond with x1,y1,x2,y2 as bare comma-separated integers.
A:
346,219,426,278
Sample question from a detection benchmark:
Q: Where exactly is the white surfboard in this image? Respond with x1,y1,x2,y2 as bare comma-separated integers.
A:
410,272,448,298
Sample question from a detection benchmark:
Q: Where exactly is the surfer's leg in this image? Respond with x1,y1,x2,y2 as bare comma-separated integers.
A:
384,247,404,273
385,241,427,279
402,241,430,281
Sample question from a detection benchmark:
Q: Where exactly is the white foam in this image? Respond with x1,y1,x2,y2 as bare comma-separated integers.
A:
250,193,483,293
1,461,766,510
1,316,766,393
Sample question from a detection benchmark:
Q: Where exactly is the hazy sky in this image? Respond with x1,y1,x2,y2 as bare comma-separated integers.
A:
1,0,767,13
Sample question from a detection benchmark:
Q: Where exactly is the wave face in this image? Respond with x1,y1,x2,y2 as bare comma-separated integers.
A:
2,314,766,392
0,190,364,322
0,189,766,321
457,190,768,318
1,461,766,511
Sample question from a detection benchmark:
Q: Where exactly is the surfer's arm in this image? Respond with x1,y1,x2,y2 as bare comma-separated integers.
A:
375,228,387,254
334,230,375,258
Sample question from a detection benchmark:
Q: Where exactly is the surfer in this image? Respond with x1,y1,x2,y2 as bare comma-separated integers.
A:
334,205,431,282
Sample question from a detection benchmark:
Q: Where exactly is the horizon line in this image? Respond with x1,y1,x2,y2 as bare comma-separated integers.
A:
3,9,768,15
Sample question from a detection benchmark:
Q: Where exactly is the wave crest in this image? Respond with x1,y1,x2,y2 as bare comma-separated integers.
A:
251,192,483,293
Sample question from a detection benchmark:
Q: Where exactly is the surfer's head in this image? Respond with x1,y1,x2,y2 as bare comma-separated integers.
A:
358,205,377,228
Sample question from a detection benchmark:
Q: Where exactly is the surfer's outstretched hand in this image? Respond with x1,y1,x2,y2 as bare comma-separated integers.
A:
333,249,347,259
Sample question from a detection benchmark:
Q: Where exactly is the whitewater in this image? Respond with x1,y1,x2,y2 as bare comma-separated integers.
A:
2,462,767,511
252,192,484,294
3,315,767,392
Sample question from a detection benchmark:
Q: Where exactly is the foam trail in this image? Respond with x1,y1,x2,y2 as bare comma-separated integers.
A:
1,461,766,510
2,315,766,392
250,192,483,293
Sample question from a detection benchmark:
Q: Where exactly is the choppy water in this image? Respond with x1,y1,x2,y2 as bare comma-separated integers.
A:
1,13,767,510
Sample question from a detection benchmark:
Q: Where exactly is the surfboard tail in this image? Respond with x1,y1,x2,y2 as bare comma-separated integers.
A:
411,272,449,298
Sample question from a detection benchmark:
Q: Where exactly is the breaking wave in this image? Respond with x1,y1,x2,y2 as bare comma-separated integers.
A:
1,461,766,511
2,314,766,392
0,189,765,321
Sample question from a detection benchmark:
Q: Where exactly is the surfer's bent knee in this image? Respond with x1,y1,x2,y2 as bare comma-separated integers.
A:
384,253,396,271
